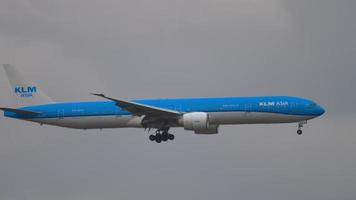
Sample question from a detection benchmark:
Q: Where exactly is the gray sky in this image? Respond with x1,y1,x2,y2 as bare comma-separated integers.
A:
0,0,355,199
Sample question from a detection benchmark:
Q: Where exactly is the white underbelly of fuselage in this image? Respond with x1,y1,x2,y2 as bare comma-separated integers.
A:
27,112,314,129
28,115,145,129
208,112,313,124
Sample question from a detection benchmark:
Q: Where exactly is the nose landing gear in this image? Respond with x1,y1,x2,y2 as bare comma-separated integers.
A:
149,129,175,143
297,121,307,135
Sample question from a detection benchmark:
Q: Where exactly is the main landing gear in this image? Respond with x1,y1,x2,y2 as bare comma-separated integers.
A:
149,129,175,143
297,121,307,135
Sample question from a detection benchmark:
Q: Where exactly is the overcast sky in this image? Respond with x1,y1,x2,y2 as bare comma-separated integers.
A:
0,0,355,199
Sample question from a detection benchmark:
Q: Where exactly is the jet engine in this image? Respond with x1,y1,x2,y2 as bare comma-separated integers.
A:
182,112,219,134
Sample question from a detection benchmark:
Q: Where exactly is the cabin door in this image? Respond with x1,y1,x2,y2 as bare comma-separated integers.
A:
57,109,64,119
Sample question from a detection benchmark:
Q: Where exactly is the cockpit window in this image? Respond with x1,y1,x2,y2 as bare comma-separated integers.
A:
309,103,317,107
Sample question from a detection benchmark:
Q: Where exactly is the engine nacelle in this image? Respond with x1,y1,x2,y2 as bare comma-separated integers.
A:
182,112,219,134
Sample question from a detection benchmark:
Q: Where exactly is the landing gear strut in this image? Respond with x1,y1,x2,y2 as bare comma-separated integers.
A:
297,121,307,135
149,129,175,143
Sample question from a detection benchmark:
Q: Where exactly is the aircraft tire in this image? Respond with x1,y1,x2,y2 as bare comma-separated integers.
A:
162,133,169,141
149,135,156,141
168,134,175,140
155,134,162,143
297,130,303,135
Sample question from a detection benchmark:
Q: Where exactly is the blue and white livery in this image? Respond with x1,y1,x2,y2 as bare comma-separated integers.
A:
1,65,325,143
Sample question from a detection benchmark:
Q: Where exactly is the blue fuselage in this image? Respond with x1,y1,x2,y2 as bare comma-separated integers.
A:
5,96,325,120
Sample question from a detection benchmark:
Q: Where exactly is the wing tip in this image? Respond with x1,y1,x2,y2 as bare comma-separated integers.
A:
91,93,105,97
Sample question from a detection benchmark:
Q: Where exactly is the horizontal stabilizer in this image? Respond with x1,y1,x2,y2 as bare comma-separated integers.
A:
0,107,41,115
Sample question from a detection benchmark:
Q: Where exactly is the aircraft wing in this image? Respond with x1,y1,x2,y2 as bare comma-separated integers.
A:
91,93,181,117
0,107,41,115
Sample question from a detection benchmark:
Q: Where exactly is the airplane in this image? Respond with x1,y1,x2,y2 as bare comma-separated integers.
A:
0,64,325,143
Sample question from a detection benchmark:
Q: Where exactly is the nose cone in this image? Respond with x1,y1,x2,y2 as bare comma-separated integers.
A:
316,105,326,116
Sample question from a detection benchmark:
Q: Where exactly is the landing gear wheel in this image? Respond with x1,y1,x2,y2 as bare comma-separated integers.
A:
149,128,173,143
168,134,175,140
155,134,162,143
161,132,169,142
297,130,303,135
297,121,306,135
149,135,156,141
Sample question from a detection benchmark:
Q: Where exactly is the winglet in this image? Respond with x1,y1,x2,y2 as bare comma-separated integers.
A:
91,93,106,98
